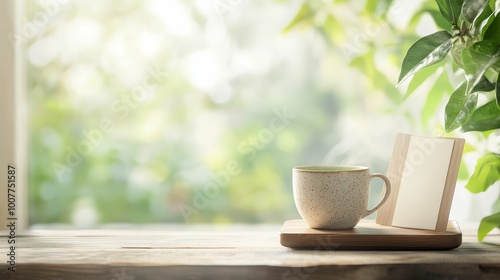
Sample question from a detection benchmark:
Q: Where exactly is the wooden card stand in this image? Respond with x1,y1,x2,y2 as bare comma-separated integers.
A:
376,133,465,231
280,219,462,250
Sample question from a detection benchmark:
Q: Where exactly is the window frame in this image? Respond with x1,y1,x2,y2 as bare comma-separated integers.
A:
0,0,28,232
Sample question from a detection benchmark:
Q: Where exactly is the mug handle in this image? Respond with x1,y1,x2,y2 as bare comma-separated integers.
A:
363,173,391,218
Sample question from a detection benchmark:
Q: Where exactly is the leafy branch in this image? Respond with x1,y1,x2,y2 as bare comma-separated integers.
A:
397,0,500,240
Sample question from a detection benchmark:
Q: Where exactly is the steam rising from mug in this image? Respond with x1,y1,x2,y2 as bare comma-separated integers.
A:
322,140,370,166
322,115,409,167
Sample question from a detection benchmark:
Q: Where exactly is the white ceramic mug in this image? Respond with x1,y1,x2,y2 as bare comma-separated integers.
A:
293,165,391,230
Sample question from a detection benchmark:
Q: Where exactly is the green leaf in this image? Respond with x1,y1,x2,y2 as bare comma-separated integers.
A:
445,82,478,131
282,2,315,32
364,0,394,17
478,211,500,241
461,41,500,94
462,0,489,23
436,0,464,25
497,73,500,108
479,11,497,37
462,100,500,131
427,9,454,30
468,39,500,56
465,154,500,193
409,8,453,30
321,15,344,44
484,14,500,43
406,63,442,98
473,4,493,34
398,30,453,85
421,69,452,125
451,43,466,68
472,75,496,92
351,52,404,104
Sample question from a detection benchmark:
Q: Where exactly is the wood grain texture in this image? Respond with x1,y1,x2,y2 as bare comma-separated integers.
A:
280,219,462,250
376,133,411,226
0,224,499,280
436,138,465,231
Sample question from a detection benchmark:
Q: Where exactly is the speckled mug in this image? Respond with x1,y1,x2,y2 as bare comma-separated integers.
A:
293,165,391,230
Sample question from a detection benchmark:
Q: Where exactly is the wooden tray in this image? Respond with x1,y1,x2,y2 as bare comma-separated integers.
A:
280,219,462,250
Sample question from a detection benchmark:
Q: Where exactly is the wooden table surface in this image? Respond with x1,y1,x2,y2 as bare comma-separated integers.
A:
1,223,500,280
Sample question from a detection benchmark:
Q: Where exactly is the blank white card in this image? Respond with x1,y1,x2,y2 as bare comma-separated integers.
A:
391,136,455,230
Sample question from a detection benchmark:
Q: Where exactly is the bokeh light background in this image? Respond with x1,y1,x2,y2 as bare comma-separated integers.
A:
25,0,498,226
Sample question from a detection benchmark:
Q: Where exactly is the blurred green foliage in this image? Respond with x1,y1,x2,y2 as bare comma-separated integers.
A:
27,0,351,225
31,0,488,226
